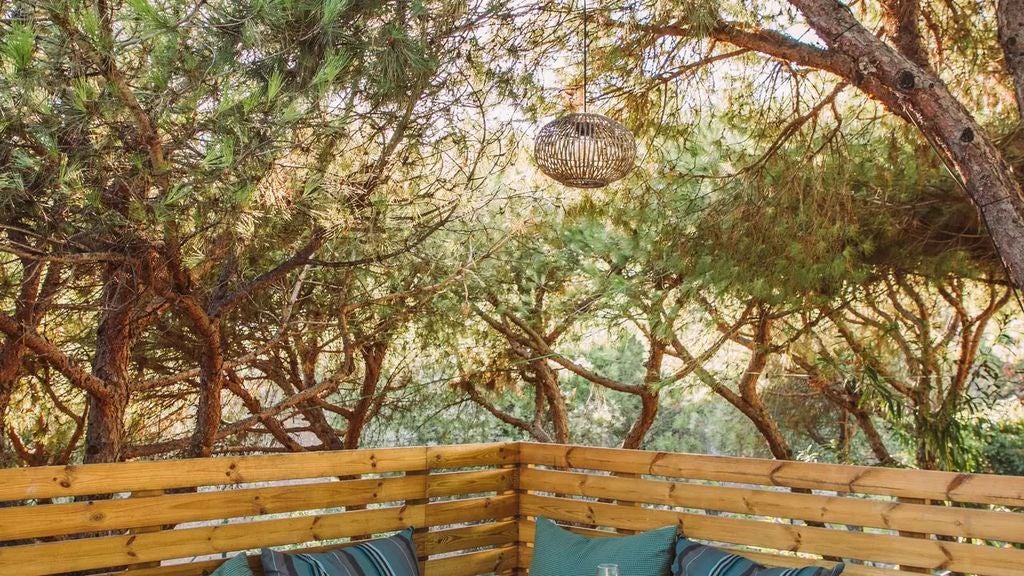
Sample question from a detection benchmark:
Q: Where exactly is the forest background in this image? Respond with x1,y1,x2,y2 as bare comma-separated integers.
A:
2,0,1024,474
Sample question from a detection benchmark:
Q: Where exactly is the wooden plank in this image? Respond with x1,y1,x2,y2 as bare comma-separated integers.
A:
428,443,518,470
518,468,1024,543
0,475,425,541
428,468,516,498
0,496,517,575
425,494,518,526
425,545,518,576
128,490,167,570
519,443,1024,507
3,504,417,576
425,521,519,555
408,469,431,574
111,522,520,576
520,494,1024,576
894,497,930,574
0,446,432,502
0,468,515,543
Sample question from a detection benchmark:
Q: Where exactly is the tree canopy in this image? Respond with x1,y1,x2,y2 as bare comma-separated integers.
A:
1,0,1022,474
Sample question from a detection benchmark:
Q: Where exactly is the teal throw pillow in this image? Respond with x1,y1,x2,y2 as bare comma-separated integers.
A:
210,554,255,576
530,517,677,576
262,528,419,576
672,538,844,576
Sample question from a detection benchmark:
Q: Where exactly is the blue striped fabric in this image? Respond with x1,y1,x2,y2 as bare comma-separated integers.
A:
210,554,255,576
261,528,420,576
672,538,844,576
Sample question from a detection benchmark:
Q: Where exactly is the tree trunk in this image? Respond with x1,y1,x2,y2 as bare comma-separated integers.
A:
621,390,658,449
188,318,225,458
853,409,897,466
0,395,13,469
295,342,345,451
789,0,1024,288
998,0,1024,113
344,342,387,449
85,261,139,463
85,391,129,464
534,361,570,443
189,329,224,457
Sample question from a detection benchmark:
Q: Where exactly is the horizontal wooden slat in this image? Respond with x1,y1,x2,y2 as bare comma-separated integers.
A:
0,447,427,502
1,476,419,542
110,522,520,576
520,443,1024,506
0,468,514,542
519,468,1024,543
6,504,415,576
0,444,515,503
428,468,516,498
425,520,519,555
1,495,517,576
428,443,518,470
426,545,518,576
521,494,1024,576
516,527,900,576
4,442,1023,576
423,493,518,526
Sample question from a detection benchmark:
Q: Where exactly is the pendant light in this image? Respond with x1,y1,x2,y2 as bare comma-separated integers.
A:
534,0,636,189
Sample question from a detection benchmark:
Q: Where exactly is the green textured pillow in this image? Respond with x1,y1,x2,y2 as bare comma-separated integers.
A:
530,518,677,576
672,538,845,576
210,554,255,576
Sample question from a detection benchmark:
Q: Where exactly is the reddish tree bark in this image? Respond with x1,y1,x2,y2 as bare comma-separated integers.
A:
343,342,387,449
648,1,1024,288
85,260,143,463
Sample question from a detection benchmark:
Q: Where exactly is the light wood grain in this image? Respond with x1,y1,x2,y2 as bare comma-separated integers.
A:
0,495,517,575
0,469,513,542
519,467,1024,543
0,448,425,502
108,522,520,576
519,443,1024,506
0,444,517,502
3,442,1023,576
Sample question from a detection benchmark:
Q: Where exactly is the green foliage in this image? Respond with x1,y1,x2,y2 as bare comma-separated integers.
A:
981,420,1024,476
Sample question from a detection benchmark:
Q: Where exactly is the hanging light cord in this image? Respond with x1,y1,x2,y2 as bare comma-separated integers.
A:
582,0,588,114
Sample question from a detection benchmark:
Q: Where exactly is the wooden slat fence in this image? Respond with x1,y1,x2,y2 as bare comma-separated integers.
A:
518,443,1024,576
0,442,1022,576
0,444,519,576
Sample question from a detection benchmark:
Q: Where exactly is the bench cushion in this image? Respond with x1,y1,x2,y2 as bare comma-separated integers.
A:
211,554,255,576
672,538,844,576
530,517,677,576
261,528,419,576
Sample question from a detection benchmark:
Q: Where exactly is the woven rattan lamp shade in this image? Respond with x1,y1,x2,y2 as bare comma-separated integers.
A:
534,113,636,188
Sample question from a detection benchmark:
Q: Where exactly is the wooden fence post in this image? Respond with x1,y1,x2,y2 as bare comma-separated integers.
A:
128,489,166,569
409,448,431,576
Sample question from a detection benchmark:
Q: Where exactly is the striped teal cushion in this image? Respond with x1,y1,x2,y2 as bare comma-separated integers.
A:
261,529,419,576
530,517,677,576
211,554,255,576
672,538,844,576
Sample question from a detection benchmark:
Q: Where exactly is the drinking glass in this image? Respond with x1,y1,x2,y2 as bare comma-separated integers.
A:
596,564,619,576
